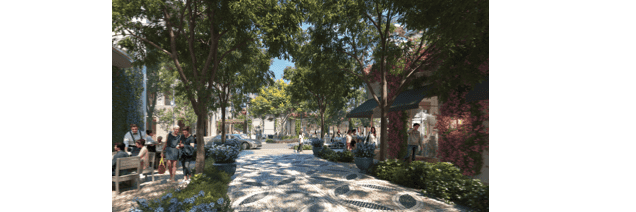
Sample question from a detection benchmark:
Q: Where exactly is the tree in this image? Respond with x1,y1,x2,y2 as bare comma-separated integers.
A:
303,0,437,160
249,79,306,137
214,45,273,143
284,62,360,139
113,0,304,173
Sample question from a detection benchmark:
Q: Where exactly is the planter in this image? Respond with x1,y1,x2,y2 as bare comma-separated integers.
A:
354,157,374,174
312,147,323,156
213,162,237,176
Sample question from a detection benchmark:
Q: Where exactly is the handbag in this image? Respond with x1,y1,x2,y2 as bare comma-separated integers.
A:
179,137,195,158
157,157,166,174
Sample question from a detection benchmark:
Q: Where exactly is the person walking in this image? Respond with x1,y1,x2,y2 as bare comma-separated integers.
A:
346,130,353,151
367,127,377,146
161,125,181,183
298,133,304,153
123,124,145,155
179,126,195,183
404,123,424,163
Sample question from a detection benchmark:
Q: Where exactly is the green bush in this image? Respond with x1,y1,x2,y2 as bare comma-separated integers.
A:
369,160,488,212
265,139,275,143
318,147,353,162
132,158,233,211
292,144,312,150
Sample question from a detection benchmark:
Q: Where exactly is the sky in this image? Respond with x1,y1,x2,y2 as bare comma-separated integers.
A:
269,23,313,83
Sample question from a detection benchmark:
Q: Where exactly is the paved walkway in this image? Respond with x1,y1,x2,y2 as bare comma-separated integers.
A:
228,152,468,212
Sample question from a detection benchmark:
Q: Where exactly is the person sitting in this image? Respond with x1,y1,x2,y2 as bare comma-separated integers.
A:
136,139,149,170
145,130,156,152
112,142,130,176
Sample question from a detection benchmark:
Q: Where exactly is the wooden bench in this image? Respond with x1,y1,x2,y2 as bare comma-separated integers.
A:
142,153,156,181
112,156,141,195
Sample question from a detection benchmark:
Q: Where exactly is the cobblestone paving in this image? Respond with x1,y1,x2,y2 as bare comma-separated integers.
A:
229,153,468,212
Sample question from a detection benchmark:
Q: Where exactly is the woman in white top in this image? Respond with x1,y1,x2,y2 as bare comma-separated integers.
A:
135,139,149,170
298,133,304,153
368,127,377,146
345,130,353,151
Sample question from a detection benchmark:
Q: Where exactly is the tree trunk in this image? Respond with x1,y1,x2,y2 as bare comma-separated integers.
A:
195,112,207,174
380,61,388,161
221,104,226,143
320,110,325,139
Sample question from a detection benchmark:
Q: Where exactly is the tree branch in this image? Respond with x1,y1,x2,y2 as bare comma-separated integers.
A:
124,29,172,57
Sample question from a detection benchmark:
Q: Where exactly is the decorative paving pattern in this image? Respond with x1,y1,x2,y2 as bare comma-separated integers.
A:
399,194,417,209
345,174,358,180
343,200,394,210
228,153,468,212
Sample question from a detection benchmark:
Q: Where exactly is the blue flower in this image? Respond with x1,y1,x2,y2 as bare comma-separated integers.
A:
155,207,164,212
184,197,195,204
217,198,224,205
198,190,205,197
208,202,215,208
170,197,178,204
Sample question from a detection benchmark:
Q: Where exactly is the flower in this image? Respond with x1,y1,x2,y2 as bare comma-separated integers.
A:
198,190,205,197
208,143,240,163
183,197,195,204
170,197,178,204
155,207,164,212
217,198,224,205
208,202,215,208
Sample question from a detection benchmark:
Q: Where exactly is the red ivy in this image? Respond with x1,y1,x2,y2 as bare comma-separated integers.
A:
436,90,489,176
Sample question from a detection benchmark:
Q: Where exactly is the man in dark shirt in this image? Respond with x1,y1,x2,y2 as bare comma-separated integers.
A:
112,142,130,176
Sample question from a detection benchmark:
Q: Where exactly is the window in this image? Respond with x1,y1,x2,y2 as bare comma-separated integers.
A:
164,92,171,105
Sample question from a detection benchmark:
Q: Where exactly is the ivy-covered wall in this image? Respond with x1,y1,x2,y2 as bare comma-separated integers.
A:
112,66,144,147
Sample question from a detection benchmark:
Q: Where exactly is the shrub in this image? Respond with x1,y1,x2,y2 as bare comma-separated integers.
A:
206,143,240,163
265,139,275,143
131,158,232,212
310,138,324,147
352,142,376,158
369,160,488,212
318,147,353,162
291,144,312,150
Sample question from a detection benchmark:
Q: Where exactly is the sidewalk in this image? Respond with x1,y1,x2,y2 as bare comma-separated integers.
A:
229,152,469,211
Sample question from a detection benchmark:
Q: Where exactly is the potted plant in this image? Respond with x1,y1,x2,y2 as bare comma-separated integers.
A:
311,138,324,156
207,139,241,176
352,142,376,173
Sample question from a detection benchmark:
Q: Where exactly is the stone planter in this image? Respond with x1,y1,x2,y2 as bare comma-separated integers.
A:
312,147,323,156
213,162,237,176
354,157,374,174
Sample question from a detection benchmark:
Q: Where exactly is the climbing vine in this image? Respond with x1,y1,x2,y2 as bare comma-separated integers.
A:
112,66,144,147
436,89,489,176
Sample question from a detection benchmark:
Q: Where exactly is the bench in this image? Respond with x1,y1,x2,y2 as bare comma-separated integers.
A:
112,156,141,195
142,153,156,181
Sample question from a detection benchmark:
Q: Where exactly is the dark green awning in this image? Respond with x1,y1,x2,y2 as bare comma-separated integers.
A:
346,86,431,118
389,86,431,112
345,99,378,118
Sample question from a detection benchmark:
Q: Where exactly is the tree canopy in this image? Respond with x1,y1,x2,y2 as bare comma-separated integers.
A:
113,0,306,173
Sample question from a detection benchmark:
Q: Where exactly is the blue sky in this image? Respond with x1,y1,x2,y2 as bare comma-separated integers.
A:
269,23,312,83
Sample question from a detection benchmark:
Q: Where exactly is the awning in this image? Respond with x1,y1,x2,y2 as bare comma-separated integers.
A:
346,86,431,118
112,47,133,69
345,99,378,118
389,86,431,112
465,78,488,102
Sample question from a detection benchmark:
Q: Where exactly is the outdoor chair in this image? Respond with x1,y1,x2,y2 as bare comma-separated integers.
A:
142,153,156,181
112,156,141,195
